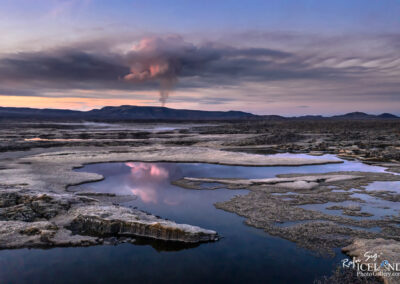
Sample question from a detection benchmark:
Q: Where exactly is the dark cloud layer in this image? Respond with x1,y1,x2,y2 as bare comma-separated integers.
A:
0,35,399,106
0,51,128,83
0,37,339,87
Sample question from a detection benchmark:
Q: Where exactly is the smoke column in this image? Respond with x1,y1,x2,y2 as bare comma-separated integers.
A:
159,78,177,107
124,36,186,106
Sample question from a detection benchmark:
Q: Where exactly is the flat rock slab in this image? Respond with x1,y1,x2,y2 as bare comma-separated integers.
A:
180,174,362,190
0,146,342,192
68,205,218,243
30,146,342,166
0,220,98,249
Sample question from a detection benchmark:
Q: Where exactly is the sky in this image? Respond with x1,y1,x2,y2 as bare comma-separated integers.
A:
0,0,400,115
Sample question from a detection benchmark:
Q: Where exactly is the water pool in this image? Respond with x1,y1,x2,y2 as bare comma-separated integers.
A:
1,155,398,283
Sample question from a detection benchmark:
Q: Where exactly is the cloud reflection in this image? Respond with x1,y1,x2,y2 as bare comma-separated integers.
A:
124,162,183,205
125,162,169,179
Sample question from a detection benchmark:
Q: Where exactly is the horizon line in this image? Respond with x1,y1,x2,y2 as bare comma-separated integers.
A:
0,105,398,118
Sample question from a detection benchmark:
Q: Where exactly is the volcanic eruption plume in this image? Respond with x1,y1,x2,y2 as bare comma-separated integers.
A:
124,36,189,106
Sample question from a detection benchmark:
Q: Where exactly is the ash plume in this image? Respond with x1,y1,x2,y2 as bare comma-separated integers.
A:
159,78,177,106
124,36,189,106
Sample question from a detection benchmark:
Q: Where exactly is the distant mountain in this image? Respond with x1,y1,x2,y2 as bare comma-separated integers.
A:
0,106,398,121
0,107,80,116
377,113,398,119
333,112,398,119
85,105,256,120
333,112,373,119
0,105,257,121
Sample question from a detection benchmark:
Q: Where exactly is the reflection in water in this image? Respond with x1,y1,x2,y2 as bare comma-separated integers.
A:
69,158,396,222
365,181,400,192
125,162,182,205
125,162,169,179
133,238,201,252
71,157,394,212
3,157,398,284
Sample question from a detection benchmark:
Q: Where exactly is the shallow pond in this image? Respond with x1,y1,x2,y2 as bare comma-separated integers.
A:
0,155,398,283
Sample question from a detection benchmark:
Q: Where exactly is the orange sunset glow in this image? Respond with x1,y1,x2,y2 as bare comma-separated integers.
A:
1,96,154,111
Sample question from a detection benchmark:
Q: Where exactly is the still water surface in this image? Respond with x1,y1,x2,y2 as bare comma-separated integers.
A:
0,155,397,284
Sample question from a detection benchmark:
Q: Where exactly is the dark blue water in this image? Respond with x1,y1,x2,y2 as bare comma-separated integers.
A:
0,157,386,284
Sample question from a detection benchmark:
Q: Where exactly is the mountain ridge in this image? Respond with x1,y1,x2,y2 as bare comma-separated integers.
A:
0,106,398,121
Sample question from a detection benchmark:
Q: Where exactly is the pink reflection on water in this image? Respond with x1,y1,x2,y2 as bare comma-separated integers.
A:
124,162,183,205
125,162,169,179
131,187,158,204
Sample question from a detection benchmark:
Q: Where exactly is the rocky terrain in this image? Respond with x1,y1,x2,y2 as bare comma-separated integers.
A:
175,172,400,254
2,119,400,167
0,129,338,249
0,185,218,249
0,119,399,283
195,119,400,165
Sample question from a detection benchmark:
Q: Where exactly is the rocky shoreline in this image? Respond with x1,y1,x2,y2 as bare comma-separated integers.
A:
0,185,218,249
0,120,399,283
175,172,400,254
0,144,337,249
